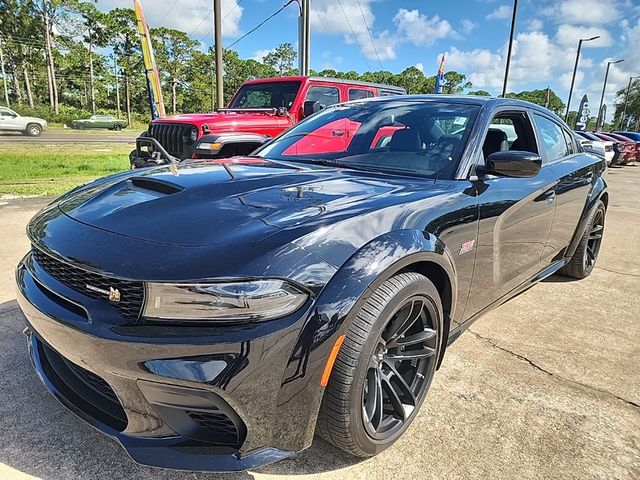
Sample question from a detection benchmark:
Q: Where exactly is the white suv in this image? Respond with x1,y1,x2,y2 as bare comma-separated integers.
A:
0,107,47,136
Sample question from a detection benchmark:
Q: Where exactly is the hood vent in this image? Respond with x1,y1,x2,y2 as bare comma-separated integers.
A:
129,177,184,195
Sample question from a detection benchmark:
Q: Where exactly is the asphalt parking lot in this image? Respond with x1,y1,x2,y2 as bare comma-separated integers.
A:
0,167,638,480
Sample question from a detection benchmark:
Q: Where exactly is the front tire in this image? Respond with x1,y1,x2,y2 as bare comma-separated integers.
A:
317,272,442,457
25,123,42,137
113,124,122,131
561,200,606,279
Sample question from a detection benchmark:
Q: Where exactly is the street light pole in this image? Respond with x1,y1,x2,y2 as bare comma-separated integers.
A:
597,59,624,130
501,0,518,98
620,75,639,130
213,0,224,109
564,35,600,122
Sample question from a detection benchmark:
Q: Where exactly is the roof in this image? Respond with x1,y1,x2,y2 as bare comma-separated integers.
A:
241,76,406,93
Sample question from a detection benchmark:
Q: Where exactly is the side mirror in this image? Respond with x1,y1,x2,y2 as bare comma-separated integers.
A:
302,100,321,118
477,150,542,178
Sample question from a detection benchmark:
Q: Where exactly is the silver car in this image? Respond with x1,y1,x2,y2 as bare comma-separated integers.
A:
0,107,48,137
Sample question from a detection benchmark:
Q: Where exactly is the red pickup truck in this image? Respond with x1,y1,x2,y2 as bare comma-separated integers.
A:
132,76,405,167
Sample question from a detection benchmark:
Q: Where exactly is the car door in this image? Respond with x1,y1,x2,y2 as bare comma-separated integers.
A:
463,109,557,319
535,115,596,260
0,108,22,131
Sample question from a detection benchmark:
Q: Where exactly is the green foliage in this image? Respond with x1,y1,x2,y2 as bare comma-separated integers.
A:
505,89,565,114
613,79,640,131
468,90,491,96
263,43,297,76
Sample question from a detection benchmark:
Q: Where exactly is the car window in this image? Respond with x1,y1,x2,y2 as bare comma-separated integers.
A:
349,88,374,101
256,100,480,179
0,108,16,117
533,114,570,162
229,81,302,109
562,129,577,155
305,86,340,108
483,112,538,160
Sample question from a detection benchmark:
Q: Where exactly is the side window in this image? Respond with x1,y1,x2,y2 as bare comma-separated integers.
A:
482,112,538,160
562,129,577,155
348,88,374,101
533,114,570,162
305,86,340,108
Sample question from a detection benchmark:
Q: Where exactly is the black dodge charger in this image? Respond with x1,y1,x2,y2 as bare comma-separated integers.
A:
16,96,607,471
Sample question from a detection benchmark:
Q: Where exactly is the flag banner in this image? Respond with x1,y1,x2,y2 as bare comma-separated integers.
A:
134,0,165,119
434,54,446,94
544,87,550,109
575,94,590,131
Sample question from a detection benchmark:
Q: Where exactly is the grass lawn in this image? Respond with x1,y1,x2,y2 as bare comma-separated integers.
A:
0,143,131,196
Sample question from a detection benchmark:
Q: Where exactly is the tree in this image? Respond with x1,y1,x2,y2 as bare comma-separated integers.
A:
152,28,198,114
393,66,426,94
263,43,296,77
468,90,491,96
613,79,640,131
441,71,472,94
76,2,108,113
506,88,565,114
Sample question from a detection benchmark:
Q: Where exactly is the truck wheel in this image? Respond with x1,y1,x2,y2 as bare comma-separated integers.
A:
317,272,443,457
25,124,43,137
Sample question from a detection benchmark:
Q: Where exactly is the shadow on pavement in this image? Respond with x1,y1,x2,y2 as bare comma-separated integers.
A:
0,300,358,479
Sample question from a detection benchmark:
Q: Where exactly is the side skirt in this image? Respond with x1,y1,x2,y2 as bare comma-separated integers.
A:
446,259,567,346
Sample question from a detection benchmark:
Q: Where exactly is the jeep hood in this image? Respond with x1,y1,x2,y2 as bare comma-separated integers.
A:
56,159,444,247
155,110,289,133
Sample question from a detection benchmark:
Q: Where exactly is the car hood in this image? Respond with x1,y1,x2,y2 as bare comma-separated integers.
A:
154,111,287,131
56,159,439,248
22,116,46,124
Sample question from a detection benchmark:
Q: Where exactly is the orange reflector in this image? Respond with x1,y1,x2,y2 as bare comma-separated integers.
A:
320,334,346,387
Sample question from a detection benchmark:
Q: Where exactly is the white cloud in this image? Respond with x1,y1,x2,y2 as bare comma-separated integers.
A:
252,48,274,62
557,0,620,25
527,19,544,31
95,0,243,39
486,5,512,20
393,9,454,46
460,19,478,35
555,25,613,48
415,62,424,73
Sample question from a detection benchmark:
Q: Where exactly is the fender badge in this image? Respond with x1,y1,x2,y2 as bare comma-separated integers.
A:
459,239,476,255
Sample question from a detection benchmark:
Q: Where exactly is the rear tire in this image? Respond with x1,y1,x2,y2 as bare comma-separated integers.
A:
560,200,606,279
113,124,122,131
317,272,442,457
25,123,42,137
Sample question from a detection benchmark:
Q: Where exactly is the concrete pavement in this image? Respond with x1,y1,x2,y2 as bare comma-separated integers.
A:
0,166,638,480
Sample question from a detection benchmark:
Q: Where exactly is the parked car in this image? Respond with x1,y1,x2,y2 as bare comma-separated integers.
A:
606,132,640,163
131,76,406,168
71,114,127,131
592,132,633,165
574,130,614,164
613,131,640,141
17,96,607,472
0,107,47,136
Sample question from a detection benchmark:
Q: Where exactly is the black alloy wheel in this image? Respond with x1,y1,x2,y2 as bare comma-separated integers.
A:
362,296,438,439
561,200,606,279
113,124,122,131
317,272,442,457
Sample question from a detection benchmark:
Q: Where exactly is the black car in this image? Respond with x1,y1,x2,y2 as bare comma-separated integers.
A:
16,96,607,472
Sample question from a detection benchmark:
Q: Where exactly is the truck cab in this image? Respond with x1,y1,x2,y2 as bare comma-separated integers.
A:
132,76,405,167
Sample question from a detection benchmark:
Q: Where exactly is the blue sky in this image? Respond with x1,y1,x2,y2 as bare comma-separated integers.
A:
98,0,640,118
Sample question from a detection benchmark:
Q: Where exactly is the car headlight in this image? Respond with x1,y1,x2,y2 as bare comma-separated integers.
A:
189,127,198,143
195,141,222,152
143,279,308,323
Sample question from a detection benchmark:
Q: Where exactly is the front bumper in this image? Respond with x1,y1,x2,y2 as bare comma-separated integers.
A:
15,254,329,472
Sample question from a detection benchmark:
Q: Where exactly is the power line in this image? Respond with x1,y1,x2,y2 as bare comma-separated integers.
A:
355,0,382,69
192,0,244,43
226,2,290,49
157,0,180,25
336,0,371,70
188,8,214,37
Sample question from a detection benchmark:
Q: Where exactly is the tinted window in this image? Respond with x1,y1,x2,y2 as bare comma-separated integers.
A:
349,88,374,101
562,129,577,154
230,81,302,109
533,115,570,162
305,86,340,108
256,100,480,179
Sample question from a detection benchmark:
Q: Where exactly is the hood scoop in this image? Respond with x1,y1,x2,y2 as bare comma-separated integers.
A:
129,177,184,195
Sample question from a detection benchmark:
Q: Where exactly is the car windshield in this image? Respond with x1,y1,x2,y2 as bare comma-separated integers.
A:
255,99,480,179
229,81,302,109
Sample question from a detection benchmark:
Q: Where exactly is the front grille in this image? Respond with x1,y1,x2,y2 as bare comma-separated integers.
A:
65,359,120,405
187,410,242,447
32,248,144,323
150,122,195,159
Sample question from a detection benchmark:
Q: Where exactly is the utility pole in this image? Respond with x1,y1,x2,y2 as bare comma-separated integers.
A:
564,36,600,121
597,59,623,130
113,55,121,118
88,33,96,114
0,42,9,106
620,75,639,130
213,0,224,109
501,0,517,98
296,1,304,75
303,0,310,75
